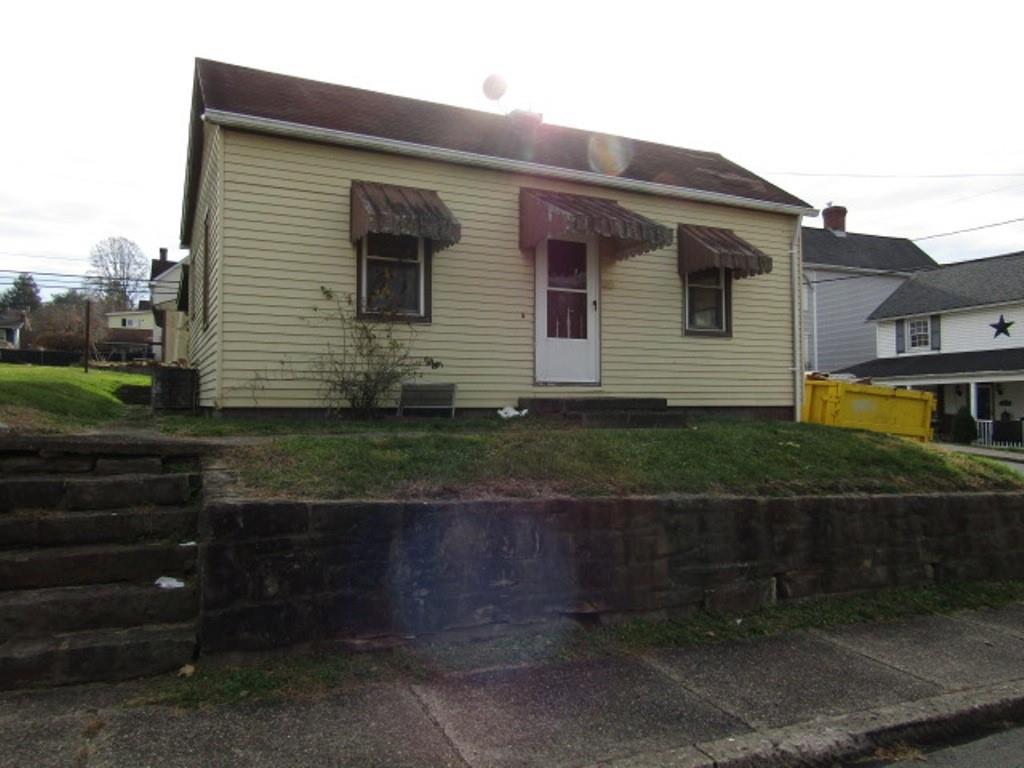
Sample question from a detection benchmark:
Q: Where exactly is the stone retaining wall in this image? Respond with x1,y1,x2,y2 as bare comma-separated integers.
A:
198,493,1024,652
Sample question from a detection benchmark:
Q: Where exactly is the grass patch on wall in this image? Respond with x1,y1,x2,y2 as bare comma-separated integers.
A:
226,419,1023,499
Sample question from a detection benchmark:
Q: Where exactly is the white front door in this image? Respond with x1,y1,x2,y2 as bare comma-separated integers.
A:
535,236,600,383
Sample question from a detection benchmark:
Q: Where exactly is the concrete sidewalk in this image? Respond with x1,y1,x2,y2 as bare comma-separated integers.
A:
942,442,1024,466
3,606,1024,768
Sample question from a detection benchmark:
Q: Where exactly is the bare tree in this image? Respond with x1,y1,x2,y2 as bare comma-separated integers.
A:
88,237,148,309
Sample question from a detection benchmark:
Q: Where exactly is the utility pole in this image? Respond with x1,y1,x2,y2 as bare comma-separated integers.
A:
83,300,91,373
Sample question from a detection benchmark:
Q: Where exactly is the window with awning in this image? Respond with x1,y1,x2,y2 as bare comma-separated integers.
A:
677,223,773,279
519,188,674,259
350,180,462,320
350,180,462,250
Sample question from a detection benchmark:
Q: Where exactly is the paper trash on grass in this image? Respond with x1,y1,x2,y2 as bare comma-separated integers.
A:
154,576,186,590
497,406,528,419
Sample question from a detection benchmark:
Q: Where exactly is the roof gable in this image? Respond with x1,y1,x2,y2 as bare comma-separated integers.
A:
869,250,1024,320
802,227,936,272
181,59,811,245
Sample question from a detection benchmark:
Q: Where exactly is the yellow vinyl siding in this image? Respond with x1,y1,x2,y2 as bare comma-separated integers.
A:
186,124,224,407
216,129,797,409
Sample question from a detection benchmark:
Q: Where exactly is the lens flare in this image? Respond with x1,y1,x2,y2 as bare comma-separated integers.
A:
587,134,634,176
483,74,508,102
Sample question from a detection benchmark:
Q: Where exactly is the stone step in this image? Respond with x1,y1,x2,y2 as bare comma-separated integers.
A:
0,506,197,549
517,397,669,415
0,473,199,513
0,582,197,640
564,411,690,428
0,623,196,689
0,542,196,591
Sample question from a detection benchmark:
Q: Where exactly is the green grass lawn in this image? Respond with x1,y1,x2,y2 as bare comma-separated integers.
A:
227,418,1024,499
157,412,506,437
0,363,150,430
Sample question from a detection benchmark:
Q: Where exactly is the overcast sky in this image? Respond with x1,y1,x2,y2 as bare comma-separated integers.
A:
3,0,1023,297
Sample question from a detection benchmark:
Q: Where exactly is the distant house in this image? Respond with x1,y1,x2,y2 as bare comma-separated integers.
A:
0,310,29,349
803,205,936,372
149,248,189,363
176,59,816,416
842,251,1024,446
102,307,155,361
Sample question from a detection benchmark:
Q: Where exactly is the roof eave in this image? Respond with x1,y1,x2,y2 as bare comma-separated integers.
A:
202,109,818,219
871,296,1024,322
179,68,207,249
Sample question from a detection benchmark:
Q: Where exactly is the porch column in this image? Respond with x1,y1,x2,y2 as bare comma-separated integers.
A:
969,381,978,419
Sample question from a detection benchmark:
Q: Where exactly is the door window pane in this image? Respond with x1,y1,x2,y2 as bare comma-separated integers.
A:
548,240,587,290
547,290,588,339
366,259,420,313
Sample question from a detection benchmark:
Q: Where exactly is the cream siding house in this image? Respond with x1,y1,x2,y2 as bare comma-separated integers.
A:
179,60,814,416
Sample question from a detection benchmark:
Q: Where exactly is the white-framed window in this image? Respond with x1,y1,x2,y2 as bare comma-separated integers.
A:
685,267,730,335
359,233,428,319
908,318,930,349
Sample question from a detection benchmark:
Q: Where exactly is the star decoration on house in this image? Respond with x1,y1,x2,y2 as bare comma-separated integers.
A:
990,314,1014,338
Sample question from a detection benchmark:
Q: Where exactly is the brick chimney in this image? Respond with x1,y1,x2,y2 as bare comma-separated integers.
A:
823,204,847,233
159,247,168,262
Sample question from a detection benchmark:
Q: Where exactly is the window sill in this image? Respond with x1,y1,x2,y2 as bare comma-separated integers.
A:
684,328,732,338
356,311,432,325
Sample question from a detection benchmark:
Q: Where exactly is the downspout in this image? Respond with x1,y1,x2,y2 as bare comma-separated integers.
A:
791,218,804,422
805,271,818,371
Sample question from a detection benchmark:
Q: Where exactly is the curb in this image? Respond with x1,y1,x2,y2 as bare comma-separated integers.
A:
596,679,1024,767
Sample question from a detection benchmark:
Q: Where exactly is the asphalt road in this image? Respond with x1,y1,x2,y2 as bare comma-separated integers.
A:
879,726,1024,767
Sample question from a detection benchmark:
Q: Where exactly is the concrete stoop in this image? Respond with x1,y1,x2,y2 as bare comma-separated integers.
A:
0,437,206,688
516,397,690,428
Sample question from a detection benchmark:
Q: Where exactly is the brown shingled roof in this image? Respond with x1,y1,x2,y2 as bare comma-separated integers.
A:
181,59,810,245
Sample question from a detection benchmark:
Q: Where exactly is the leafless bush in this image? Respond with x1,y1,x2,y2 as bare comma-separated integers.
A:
311,287,441,418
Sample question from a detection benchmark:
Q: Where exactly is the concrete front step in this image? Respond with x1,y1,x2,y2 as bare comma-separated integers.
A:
0,582,197,639
0,473,199,513
0,542,196,591
564,411,690,428
0,506,197,549
518,397,669,415
0,623,196,689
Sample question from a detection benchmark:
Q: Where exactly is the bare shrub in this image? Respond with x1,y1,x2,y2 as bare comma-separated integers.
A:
311,287,441,418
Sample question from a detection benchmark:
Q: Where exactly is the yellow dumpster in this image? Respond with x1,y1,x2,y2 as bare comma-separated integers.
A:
802,377,935,442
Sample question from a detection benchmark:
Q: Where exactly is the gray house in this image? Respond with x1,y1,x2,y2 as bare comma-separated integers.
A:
803,205,936,372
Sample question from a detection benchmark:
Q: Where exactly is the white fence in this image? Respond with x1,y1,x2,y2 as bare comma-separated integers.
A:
975,419,1024,449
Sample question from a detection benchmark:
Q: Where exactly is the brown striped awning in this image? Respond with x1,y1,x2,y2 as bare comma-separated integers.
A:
677,224,773,279
350,180,462,251
520,188,674,259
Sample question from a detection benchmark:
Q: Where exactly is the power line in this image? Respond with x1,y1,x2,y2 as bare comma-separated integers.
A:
913,216,1024,241
772,171,1024,179
0,253,91,263
0,269,148,283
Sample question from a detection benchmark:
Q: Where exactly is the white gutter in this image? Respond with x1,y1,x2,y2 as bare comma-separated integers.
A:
791,218,804,422
203,109,819,219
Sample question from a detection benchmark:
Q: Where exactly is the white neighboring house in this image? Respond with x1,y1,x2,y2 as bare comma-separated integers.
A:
803,205,936,372
842,250,1024,447
149,249,189,363
0,310,29,349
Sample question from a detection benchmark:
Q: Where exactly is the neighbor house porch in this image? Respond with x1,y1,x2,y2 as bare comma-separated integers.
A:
910,377,1024,448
